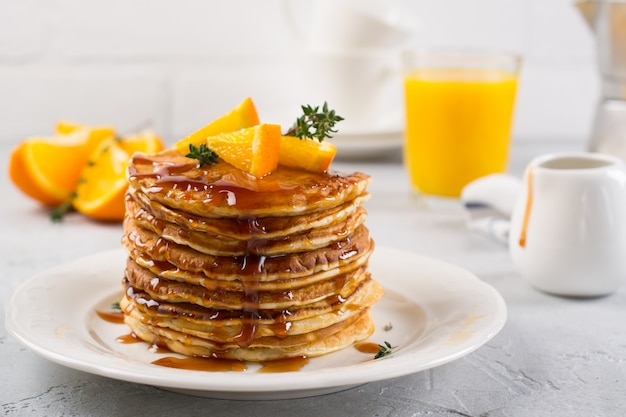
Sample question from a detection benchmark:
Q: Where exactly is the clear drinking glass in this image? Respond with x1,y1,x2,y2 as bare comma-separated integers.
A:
403,50,522,198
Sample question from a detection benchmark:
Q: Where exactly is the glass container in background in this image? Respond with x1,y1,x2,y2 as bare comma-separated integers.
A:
403,51,521,198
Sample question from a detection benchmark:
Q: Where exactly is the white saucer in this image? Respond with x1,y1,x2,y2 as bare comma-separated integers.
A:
333,131,403,160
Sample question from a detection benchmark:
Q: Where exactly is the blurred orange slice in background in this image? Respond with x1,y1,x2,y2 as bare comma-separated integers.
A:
204,124,281,178
8,125,116,206
278,135,336,173
73,131,164,221
174,97,260,152
55,120,116,137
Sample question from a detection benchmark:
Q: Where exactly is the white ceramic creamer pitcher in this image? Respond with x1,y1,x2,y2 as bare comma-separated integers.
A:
508,152,626,297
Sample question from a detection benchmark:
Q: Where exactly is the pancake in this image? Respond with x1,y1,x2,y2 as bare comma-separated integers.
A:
127,188,371,240
124,258,371,310
120,279,382,344
126,150,371,218
120,148,381,362
125,198,368,256
121,278,383,337
129,244,373,292
122,222,374,281
124,310,375,361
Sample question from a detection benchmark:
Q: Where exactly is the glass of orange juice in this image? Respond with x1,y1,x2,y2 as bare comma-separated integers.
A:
403,50,521,198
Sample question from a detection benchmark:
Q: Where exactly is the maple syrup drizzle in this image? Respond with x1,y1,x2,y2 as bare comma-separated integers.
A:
354,342,380,354
519,166,535,248
96,310,125,324
148,342,172,354
258,356,309,373
233,225,267,347
116,333,143,344
127,153,356,211
151,356,247,372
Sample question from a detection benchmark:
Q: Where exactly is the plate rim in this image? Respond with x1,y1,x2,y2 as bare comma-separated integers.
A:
5,247,507,397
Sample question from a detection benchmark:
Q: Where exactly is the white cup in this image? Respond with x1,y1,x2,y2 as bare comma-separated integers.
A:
283,0,416,51
283,0,417,135
508,152,626,297
306,0,415,50
294,47,403,134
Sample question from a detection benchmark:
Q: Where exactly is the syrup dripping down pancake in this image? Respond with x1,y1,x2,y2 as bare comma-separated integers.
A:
124,257,371,310
120,149,381,362
122,222,374,282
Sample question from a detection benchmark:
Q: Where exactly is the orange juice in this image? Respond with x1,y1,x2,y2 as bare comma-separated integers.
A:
404,66,519,197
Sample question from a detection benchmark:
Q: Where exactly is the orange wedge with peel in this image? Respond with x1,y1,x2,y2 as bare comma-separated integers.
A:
203,124,281,178
278,135,337,173
73,138,129,221
73,131,164,221
55,120,116,137
174,97,260,152
8,127,116,206
118,130,165,155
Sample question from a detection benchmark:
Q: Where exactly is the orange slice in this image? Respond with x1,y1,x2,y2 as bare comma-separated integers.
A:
73,131,164,221
278,135,337,172
55,120,81,135
8,142,64,206
118,130,165,155
73,137,129,221
174,97,260,152
55,120,115,138
203,124,281,177
8,127,116,206
55,121,118,160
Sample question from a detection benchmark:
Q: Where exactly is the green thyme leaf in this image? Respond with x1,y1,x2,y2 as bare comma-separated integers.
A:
186,143,219,168
50,191,77,222
374,341,394,359
285,102,344,142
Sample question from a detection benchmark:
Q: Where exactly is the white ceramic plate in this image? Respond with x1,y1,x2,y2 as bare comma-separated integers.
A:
5,247,506,400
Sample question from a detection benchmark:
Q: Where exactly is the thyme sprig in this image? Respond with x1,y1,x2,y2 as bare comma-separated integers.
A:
50,191,78,222
186,143,219,168
285,102,344,142
374,341,394,359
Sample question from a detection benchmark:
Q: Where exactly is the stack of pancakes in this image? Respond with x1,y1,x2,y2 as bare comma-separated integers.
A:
120,149,382,361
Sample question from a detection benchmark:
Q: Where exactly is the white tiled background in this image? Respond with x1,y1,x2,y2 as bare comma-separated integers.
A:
0,0,598,146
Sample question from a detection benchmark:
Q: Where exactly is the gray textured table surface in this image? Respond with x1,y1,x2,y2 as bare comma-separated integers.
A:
2,139,624,417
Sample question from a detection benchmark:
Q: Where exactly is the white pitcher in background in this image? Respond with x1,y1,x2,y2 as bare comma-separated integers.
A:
509,153,626,297
463,152,626,297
